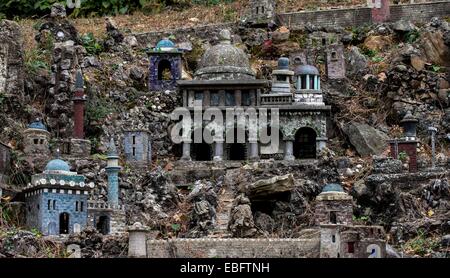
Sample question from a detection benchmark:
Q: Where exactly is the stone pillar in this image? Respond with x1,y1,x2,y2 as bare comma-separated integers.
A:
181,141,192,161
235,90,242,107
284,140,295,161
73,71,86,139
213,141,224,161
128,223,149,258
317,77,321,91
249,141,259,160
204,90,211,107
306,75,310,90
297,76,301,90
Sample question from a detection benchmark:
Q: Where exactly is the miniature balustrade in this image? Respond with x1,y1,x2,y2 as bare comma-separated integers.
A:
88,200,124,211
260,93,293,105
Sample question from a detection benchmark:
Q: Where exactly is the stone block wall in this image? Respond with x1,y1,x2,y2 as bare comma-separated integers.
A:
146,238,320,258
314,198,353,226
0,20,24,96
389,141,418,172
123,131,151,165
277,1,450,28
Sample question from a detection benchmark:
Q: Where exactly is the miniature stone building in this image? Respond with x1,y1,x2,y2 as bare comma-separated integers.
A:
315,184,353,226
316,183,387,258
177,30,330,162
326,44,346,80
123,130,152,166
242,0,276,26
23,156,94,235
148,38,183,91
389,111,419,172
23,120,51,157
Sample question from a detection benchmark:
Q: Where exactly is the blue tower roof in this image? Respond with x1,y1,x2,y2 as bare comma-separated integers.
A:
278,57,290,70
295,64,319,76
28,120,47,131
45,159,71,172
155,39,176,50
322,183,344,193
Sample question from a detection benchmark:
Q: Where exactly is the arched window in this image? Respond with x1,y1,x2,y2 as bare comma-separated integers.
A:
294,127,317,159
157,60,172,81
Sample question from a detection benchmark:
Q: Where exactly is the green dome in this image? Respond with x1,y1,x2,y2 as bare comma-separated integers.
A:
45,159,71,172
322,183,344,193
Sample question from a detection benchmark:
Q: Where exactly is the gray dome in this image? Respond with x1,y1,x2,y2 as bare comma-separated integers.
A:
295,64,319,76
195,29,255,80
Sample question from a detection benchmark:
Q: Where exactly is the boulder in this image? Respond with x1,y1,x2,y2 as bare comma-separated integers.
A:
410,55,426,71
247,174,294,201
346,46,368,77
271,26,290,43
363,35,392,51
343,122,389,157
373,156,403,174
228,195,257,238
442,234,450,246
420,31,450,66
392,20,416,33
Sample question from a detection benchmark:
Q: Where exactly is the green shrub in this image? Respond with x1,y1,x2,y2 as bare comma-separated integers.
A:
80,32,104,55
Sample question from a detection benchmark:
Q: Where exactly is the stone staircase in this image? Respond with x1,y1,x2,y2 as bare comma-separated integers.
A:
209,186,235,238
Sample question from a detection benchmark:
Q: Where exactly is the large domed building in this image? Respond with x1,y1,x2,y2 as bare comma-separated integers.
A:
176,29,330,162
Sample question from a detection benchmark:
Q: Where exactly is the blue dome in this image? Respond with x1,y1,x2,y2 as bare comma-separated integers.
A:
322,183,344,193
45,159,71,172
295,64,319,76
28,120,47,131
155,39,175,49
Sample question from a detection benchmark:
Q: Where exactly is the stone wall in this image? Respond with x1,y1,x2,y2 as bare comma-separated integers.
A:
0,20,24,96
277,1,450,29
134,23,236,47
146,238,320,258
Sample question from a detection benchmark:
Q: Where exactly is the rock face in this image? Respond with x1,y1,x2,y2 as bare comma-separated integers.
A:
420,31,450,66
343,122,389,157
247,174,295,201
373,156,403,174
228,194,257,238
346,46,369,77
363,35,392,51
0,20,25,96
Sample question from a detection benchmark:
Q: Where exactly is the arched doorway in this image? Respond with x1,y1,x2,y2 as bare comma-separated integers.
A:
226,128,248,161
158,60,172,80
96,215,110,235
59,213,70,234
191,129,213,161
294,127,317,159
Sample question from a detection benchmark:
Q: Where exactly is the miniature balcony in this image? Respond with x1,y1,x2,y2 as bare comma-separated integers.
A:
260,93,293,105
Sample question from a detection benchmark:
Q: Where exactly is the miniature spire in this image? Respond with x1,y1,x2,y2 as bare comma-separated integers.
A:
107,137,118,157
219,29,231,44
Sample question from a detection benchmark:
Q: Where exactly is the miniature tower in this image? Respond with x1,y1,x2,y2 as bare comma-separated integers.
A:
106,138,121,207
23,119,51,157
73,70,86,139
148,38,183,91
294,64,324,105
271,57,294,94
389,111,419,172
123,130,151,166
315,184,353,226
326,45,346,80
243,0,276,26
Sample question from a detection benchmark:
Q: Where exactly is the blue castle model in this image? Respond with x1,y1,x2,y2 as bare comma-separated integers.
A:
24,154,95,235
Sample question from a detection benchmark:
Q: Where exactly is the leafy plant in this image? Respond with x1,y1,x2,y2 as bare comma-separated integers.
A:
431,65,441,73
361,47,378,58
405,29,420,43
80,33,104,56
371,56,384,63
403,229,440,256
398,151,408,162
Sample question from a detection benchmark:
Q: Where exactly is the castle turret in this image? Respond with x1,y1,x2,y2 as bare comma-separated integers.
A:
271,57,294,94
106,138,121,207
73,70,86,139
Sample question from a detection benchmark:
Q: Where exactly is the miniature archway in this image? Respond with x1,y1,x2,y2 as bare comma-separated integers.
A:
59,212,70,234
191,129,213,161
158,59,172,81
294,127,317,159
226,128,248,161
